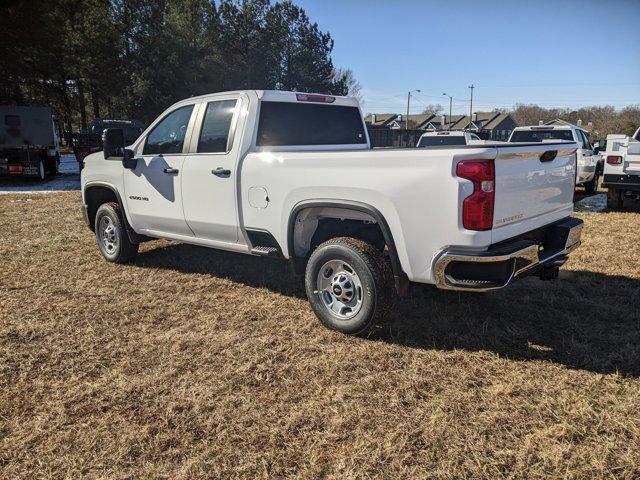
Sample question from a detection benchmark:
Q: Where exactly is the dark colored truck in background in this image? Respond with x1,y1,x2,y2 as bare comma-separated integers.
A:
0,106,61,180
73,118,143,170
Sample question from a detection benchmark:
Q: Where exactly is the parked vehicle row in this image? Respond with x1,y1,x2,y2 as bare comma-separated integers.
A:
81,90,583,335
602,127,640,209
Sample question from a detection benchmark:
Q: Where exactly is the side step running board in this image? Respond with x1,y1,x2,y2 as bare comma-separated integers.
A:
250,246,279,257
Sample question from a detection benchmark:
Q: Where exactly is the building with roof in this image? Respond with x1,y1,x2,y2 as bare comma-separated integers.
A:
451,112,518,140
364,110,518,147
545,119,594,134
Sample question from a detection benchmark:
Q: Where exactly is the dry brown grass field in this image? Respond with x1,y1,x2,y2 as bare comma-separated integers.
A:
1,191,639,479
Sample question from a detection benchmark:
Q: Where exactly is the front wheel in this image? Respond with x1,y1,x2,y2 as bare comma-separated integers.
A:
94,202,139,263
305,237,395,336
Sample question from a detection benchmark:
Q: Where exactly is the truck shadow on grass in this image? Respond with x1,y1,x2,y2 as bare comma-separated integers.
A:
137,244,640,377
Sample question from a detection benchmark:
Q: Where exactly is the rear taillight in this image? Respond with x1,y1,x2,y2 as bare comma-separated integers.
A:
606,155,622,165
456,160,495,231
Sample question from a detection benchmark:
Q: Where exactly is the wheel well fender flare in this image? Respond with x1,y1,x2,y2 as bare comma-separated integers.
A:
83,182,137,243
286,200,408,293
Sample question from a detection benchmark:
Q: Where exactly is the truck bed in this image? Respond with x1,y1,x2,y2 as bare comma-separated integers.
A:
241,142,577,283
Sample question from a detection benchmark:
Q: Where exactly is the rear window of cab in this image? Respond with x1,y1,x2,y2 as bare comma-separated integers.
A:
256,101,367,146
417,136,466,147
510,130,574,142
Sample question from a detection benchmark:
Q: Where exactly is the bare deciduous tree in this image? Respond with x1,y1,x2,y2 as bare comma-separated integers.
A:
511,103,640,139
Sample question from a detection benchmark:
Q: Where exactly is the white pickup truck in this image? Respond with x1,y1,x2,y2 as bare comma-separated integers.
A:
81,90,583,335
508,125,601,193
602,127,640,209
417,131,483,147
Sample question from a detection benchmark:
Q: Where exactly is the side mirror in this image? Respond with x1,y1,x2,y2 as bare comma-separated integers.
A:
103,128,125,160
594,146,601,154
103,128,137,169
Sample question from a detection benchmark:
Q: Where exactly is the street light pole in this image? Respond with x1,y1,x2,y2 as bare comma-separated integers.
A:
442,93,453,130
405,89,420,146
468,84,474,131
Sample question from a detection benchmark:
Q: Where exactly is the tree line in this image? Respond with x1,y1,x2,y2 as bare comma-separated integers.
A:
0,0,356,134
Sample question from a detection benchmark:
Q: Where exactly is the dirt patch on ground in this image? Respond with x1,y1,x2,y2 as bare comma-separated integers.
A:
1,192,639,479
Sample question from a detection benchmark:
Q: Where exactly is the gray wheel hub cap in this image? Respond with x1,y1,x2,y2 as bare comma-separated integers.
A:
98,216,118,255
317,260,363,319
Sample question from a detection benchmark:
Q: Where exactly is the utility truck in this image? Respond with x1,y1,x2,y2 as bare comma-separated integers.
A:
0,106,60,180
602,127,640,209
81,90,583,335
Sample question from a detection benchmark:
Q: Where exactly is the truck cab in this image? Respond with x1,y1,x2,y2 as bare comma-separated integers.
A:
508,125,600,193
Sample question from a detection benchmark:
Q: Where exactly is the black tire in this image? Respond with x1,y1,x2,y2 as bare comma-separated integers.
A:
606,188,624,210
36,159,46,181
584,170,599,194
49,153,60,175
305,237,395,336
94,202,139,263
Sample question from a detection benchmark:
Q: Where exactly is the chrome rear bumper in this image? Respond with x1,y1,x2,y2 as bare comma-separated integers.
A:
433,217,583,292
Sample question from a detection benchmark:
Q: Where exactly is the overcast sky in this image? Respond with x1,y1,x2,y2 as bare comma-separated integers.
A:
295,0,640,114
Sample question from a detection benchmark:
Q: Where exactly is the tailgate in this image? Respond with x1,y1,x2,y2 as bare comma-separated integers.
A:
492,143,577,242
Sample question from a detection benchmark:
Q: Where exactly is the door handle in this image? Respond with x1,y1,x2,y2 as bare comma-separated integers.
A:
212,167,231,177
163,168,179,174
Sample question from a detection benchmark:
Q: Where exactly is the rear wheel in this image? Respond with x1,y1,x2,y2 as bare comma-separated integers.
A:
94,202,139,263
36,159,46,181
584,170,599,194
305,237,394,336
606,188,624,210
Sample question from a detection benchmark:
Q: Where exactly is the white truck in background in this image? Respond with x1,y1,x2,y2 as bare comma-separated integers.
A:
81,90,583,336
0,106,61,180
508,124,600,193
602,127,640,209
417,130,483,147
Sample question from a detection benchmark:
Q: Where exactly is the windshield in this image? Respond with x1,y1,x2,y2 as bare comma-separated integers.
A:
417,135,466,147
510,130,574,142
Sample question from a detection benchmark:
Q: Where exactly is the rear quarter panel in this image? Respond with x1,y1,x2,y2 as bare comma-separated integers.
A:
240,147,497,283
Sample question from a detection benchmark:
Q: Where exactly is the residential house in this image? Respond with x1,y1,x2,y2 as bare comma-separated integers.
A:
454,112,518,140
364,113,399,129
364,110,518,146
545,119,594,135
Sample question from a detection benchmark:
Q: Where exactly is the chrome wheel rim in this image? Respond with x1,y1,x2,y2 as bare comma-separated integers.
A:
98,216,118,255
316,260,363,319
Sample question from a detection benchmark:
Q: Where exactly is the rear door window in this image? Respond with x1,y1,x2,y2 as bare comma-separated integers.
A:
197,100,237,153
257,101,367,146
